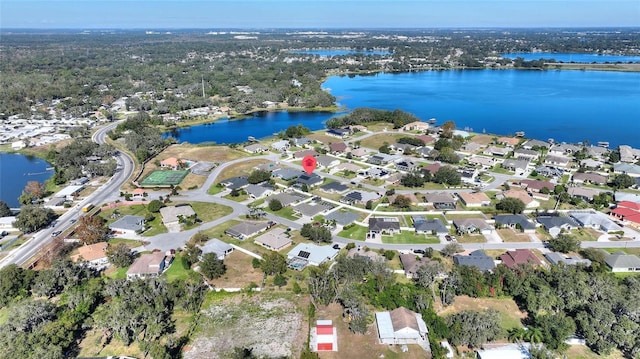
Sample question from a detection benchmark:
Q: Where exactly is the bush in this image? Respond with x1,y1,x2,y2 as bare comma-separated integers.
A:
269,199,283,211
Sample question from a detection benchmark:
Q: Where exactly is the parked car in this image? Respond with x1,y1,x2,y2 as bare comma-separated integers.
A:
52,230,62,237
413,249,425,255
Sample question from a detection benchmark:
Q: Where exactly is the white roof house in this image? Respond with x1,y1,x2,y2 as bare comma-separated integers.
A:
53,185,84,200
477,343,531,359
287,243,339,268
199,238,234,260
375,307,429,347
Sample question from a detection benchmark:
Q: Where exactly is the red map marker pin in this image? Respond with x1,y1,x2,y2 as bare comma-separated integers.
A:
302,155,317,175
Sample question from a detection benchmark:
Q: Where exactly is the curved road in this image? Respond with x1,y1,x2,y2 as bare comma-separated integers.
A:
0,121,135,268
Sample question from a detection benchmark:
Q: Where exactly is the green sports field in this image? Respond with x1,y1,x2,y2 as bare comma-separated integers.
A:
140,170,189,186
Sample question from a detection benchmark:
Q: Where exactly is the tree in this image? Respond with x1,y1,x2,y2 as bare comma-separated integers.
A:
13,205,56,233
379,142,391,154
199,253,226,280
441,120,456,138
75,215,110,244
496,197,526,214
268,199,283,211
392,195,412,209
106,243,134,268
247,169,271,184
442,242,462,257
300,223,332,243
365,200,373,210
548,233,580,253
415,261,445,292
183,242,203,267
433,166,461,186
0,200,12,217
147,199,164,213
273,274,287,287
447,309,503,348
308,263,337,307
400,173,425,187
260,252,287,275
24,181,47,200
611,174,635,189
0,264,35,307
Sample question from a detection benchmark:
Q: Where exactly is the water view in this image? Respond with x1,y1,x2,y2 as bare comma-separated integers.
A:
502,52,640,63
0,153,53,208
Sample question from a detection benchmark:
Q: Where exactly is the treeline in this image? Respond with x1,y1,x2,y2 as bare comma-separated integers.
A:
326,107,420,129
108,112,173,162
45,139,117,184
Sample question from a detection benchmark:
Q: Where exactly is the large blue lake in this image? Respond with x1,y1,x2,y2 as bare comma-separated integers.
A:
502,53,640,63
0,153,53,208
168,69,640,148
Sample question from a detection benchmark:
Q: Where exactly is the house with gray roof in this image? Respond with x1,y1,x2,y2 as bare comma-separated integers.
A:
453,218,493,235
220,176,249,190
368,153,399,165
245,184,274,199
484,146,510,157
295,173,323,188
604,251,640,272
225,221,270,240
271,140,290,152
293,202,333,218
375,307,429,347
320,181,349,194
368,217,400,235
614,163,640,177
424,192,456,210
514,148,540,160
572,172,608,185
273,168,302,180
545,252,591,267
395,159,419,173
569,211,622,233
544,155,571,168
199,238,234,260
567,187,602,202
453,250,496,272
244,143,269,154
522,139,550,150
292,137,313,147
287,243,339,269
412,217,448,235
268,192,305,207
109,215,145,237
536,215,579,237
502,159,530,172
586,145,610,160
324,210,359,227
494,214,536,233
160,205,196,227
340,190,380,205
254,227,292,251
316,155,340,169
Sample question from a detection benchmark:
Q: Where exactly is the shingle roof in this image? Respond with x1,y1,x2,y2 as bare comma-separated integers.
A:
494,214,536,230
604,252,640,269
453,250,496,272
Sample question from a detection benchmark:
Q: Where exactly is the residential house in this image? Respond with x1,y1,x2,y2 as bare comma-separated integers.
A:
273,168,301,180
514,148,540,161
468,155,499,170
375,307,429,346
394,159,419,173
520,179,554,193
326,128,350,138
368,217,401,235
385,173,404,186
316,155,340,169
388,193,419,206
53,185,84,201
244,143,269,154
567,187,602,202
415,147,432,158
220,176,249,190
245,184,274,199
126,251,174,279
619,145,640,163
499,249,542,269
614,163,640,177
572,172,608,185
109,215,145,236
293,202,333,218
159,205,195,228
0,216,16,230
580,158,604,170
329,142,350,155
535,166,564,178
421,162,442,176
412,217,448,235
502,159,530,172
360,167,391,179
271,140,290,152
461,142,484,154
416,134,435,144
319,181,349,194
268,192,305,207
332,162,361,174
604,251,640,272
477,343,532,359
424,192,457,210
71,242,109,269
401,121,430,132
225,221,270,240
457,192,491,208
312,320,338,352
294,149,318,159
350,148,368,158
522,139,550,150
199,238,234,260
501,188,539,208
254,227,292,251
453,218,493,235
494,214,536,233
569,211,622,232
295,173,323,188
586,145,610,160
610,201,640,227
160,157,181,170
453,250,496,272
368,153,398,165
399,253,440,278
549,143,582,156
392,143,417,155
484,146,510,157
544,155,571,168
459,167,479,184
545,252,592,267
536,215,580,237
292,137,313,147
324,210,359,227
340,190,380,205
497,136,520,147
287,243,339,269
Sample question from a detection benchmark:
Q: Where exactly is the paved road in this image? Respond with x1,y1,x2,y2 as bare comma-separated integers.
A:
0,121,135,268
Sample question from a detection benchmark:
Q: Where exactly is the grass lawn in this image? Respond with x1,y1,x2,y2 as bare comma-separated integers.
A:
164,254,200,283
104,266,128,280
436,295,526,332
571,227,601,241
100,203,168,237
264,206,299,221
565,345,626,359
338,224,368,241
600,247,640,256
210,250,265,289
107,238,142,248
223,192,249,202
491,164,514,175
207,184,225,195
77,331,143,358
381,232,440,244
455,234,487,243
216,159,270,183
444,212,487,220
497,228,531,243
360,133,405,150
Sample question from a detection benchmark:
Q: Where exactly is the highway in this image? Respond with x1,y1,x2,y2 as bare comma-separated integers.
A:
0,121,135,268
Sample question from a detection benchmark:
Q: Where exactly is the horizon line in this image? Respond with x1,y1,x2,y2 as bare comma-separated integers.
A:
2,26,640,31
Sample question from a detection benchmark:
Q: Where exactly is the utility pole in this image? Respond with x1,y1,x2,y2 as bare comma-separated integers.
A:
201,76,205,98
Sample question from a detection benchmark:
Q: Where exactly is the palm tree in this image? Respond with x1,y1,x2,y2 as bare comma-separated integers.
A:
526,327,544,344
508,328,527,342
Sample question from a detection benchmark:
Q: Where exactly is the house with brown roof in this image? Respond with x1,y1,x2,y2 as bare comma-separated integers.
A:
572,172,608,186
126,251,174,279
71,242,109,269
453,218,493,235
497,136,521,147
294,149,318,159
399,253,440,279
502,189,539,208
375,307,429,347
424,192,457,210
402,121,430,132
254,227,292,251
499,249,542,269
520,179,554,193
457,192,491,208
329,142,350,154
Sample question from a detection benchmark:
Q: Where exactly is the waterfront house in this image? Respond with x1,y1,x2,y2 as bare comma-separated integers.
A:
522,139,550,150
326,128,350,138
401,121,430,132
271,140,290,152
244,143,269,154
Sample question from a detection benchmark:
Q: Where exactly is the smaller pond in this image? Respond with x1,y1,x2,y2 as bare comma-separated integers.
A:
0,153,54,208
291,49,391,57
502,52,640,63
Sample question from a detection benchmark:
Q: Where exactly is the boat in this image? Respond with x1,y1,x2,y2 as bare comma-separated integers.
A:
515,131,525,138
597,141,609,148
248,136,257,142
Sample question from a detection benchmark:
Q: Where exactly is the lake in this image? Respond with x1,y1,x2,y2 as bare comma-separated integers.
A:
291,49,391,57
0,153,53,208
167,69,640,148
502,53,640,63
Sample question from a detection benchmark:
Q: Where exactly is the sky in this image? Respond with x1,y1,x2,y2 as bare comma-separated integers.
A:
1,0,638,29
